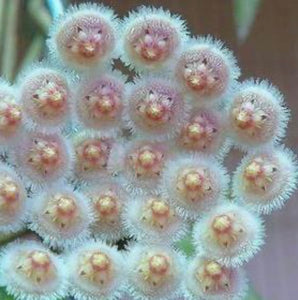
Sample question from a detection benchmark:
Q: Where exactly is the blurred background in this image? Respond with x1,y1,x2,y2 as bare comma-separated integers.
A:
0,0,297,299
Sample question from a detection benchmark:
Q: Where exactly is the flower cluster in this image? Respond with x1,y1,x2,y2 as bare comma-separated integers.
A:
0,3,297,300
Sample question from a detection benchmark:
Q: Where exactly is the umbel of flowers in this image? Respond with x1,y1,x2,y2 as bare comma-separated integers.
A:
0,3,296,300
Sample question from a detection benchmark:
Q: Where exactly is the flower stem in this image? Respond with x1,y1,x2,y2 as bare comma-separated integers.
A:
1,0,19,81
46,0,64,19
0,230,27,246
28,0,52,34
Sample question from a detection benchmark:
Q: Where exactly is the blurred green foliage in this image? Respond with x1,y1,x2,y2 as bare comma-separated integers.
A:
233,0,262,43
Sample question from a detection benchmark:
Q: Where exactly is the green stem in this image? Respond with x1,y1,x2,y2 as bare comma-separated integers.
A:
27,0,52,35
0,229,27,246
46,0,64,19
19,35,44,73
1,0,19,81
0,0,6,61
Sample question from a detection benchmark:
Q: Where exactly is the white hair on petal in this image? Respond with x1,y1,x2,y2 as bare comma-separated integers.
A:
126,244,185,300
183,254,248,300
232,145,298,214
0,163,29,234
0,240,68,300
47,3,120,71
227,78,290,152
16,60,75,133
123,193,189,245
28,183,95,250
161,153,229,220
65,240,126,300
123,75,190,142
192,202,265,267
120,5,189,73
175,36,240,107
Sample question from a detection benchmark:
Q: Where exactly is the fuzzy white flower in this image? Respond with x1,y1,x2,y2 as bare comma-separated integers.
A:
16,62,73,132
126,244,185,300
227,79,289,151
0,78,23,148
184,254,248,300
124,76,188,141
74,68,127,135
162,154,229,220
120,6,189,72
175,36,240,106
47,3,120,70
0,240,68,300
83,179,128,242
0,164,28,234
123,193,188,245
233,146,298,214
28,183,95,250
65,241,126,300
192,203,265,266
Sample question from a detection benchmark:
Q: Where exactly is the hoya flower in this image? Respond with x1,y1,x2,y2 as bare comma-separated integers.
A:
65,241,125,300
0,240,67,300
121,6,189,72
109,139,169,194
184,254,248,300
48,3,119,70
177,107,230,158
83,179,127,242
28,183,95,250
72,130,114,182
0,164,28,234
125,76,187,140
233,146,298,214
227,79,289,151
13,131,73,188
74,68,127,135
123,194,188,245
0,79,23,148
175,36,240,105
127,244,185,300
162,154,229,220
17,63,73,131
192,203,265,267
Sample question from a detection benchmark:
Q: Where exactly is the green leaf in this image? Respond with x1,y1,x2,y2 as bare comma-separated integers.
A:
233,0,262,43
0,287,14,300
244,286,262,300
175,234,195,257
